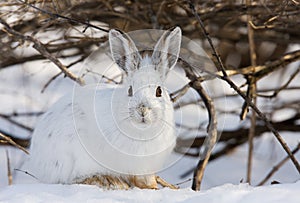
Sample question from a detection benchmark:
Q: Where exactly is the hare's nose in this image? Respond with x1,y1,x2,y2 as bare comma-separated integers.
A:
138,104,150,117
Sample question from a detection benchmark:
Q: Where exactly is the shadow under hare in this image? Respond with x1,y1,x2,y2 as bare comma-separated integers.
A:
22,27,182,189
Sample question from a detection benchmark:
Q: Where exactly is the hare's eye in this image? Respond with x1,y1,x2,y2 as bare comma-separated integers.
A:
156,86,162,97
128,85,133,97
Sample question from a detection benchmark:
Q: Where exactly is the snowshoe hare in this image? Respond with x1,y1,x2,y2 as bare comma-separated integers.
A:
22,27,182,189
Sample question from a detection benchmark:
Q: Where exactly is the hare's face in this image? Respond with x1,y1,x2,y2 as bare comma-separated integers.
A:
127,69,172,126
109,27,181,128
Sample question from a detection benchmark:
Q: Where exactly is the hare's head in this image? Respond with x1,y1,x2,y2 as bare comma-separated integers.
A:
109,27,181,127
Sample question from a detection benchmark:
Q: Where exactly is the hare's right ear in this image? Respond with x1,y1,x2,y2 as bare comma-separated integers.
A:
109,29,141,75
152,27,181,80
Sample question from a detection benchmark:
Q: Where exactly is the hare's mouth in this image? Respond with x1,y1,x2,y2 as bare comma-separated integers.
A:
129,116,153,131
131,112,154,126
137,116,152,125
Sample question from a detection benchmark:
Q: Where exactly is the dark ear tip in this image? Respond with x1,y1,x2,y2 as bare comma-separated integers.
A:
109,28,125,37
110,28,124,33
168,26,181,33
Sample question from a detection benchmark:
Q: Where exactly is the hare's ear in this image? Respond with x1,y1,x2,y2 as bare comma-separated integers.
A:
109,29,141,74
152,27,181,79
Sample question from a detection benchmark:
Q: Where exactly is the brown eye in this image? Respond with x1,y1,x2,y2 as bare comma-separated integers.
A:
128,85,133,97
156,86,162,97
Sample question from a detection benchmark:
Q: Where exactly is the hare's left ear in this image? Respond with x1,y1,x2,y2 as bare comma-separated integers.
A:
152,27,182,79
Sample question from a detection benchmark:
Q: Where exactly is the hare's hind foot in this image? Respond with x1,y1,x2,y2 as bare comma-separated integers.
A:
78,174,177,190
78,175,157,190
78,175,130,190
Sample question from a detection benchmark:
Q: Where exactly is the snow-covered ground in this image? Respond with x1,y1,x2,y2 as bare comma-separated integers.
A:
0,40,300,202
1,181,300,203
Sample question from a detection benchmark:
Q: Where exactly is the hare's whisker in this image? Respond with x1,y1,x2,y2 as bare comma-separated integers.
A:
158,118,177,131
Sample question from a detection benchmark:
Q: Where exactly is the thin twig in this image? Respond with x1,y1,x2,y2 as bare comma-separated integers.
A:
83,69,122,84
265,66,300,98
6,150,12,185
257,143,300,186
18,0,109,33
175,178,193,186
0,114,33,132
1,111,43,117
170,84,191,103
187,1,227,76
41,55,87,93
0,132,29,154
14,169,38,180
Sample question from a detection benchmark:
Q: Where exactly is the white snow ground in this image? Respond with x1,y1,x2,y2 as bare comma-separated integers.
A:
0,43,300,202
1,181,300,203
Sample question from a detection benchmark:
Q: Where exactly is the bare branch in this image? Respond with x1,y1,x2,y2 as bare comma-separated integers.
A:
187,0,300,174
6,150,12,185
18,0,109,33
0,18,85,86
257,143,300,186
190,79,218,191
245,0,258,184
0,132,29,154
170,84,190,103
0,114,33,132
259,66,300,98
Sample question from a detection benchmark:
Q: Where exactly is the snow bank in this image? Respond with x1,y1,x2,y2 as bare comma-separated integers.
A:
1,181,299,203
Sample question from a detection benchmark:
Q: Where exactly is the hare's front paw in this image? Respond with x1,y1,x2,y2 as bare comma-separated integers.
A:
129,175,158,189
128,175,178,189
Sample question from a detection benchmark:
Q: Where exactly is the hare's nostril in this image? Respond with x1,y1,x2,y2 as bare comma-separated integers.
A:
137,103,151,117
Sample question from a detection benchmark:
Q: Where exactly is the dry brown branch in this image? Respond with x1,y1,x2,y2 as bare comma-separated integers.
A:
177,113,300,155
178,113,300,178
19,0,109,33
188,0,300,174
217,72,300,173
0,132,29,154
6,150,12,185
0,18,85,85
170,84,191,103
253,50,300,79
190,79,218,191
199,50,300,82
41,55,88,93
245,0,257,184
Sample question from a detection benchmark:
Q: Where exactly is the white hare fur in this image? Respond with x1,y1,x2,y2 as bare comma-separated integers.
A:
22,27,182,189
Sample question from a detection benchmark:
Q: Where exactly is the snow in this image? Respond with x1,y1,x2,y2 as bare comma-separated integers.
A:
1,181,299,203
